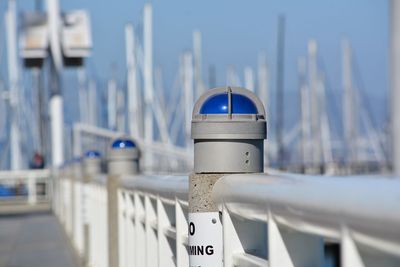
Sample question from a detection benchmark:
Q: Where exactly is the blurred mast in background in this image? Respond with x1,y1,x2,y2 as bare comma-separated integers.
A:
308,39,322,172
125,23,141,139
257,53,269,109
5,0,22,170
298,57,310,171
390,0,400,175
116,85,125,132
107,77,117,130
319,73,333,172
193,31,204,99
276,15,285,168
32,68,43,154
244,66,255,92
258,52,269,166
183,52,194,152
47,0,64,167
226,65,241,86
78,68,88,124
88,79,97,126
342,38,357,171
143,3,154,167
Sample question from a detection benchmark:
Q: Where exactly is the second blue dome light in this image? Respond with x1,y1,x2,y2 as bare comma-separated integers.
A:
112,139,136,149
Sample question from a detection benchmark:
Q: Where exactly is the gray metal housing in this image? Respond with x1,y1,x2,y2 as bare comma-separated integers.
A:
83,157,102,176
108,146,140,176
192,87,267,173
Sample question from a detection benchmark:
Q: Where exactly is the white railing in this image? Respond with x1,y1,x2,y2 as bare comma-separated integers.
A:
0,169,51,207
54,167,400,267
213,173,400,267
53,169,189,267
118,175,189,267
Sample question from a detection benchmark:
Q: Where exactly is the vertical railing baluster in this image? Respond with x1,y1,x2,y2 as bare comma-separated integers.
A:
145,194,158,266
135,192,146,266
175,199,188,267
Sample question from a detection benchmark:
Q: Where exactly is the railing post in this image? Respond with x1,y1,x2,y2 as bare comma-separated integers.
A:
27,174,37,205
71,158,82,253
189,87,267,267
66,162,74,236
82,151,102,266
107,138,140,267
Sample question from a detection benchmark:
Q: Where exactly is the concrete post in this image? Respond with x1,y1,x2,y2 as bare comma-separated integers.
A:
107,138,140,267
82,151,102,266
188,87,267,267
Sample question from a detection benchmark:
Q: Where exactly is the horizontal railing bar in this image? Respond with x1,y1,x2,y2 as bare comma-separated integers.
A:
232,253,269,267
120,175,189,201
0,169,50,180
163,226,177,239
213,173,400,257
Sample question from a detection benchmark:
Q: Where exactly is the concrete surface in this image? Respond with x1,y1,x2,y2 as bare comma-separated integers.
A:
189,173,223,212
0,211,81,267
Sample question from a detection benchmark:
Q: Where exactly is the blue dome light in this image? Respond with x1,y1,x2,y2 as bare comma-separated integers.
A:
199,93,258,114
112,138,136,149
85,150,101,158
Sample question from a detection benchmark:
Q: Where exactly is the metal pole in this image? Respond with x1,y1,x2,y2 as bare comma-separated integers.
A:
47,0,64,167
226,65,241,86
116,88,125,132
183,52,194,151
32,68,42,153
78,68,88,124
5,0,22,170
258,53,269,167
257,52,269,108
144,3,154,168
390,0,400,175
319,73,333,172
125,24,141,138
276,15,285,168
298,57,310,171
308,39,322,172
342,38,356,171
244,66,255,92
49,93,64,166
193,31,204,99
88,80,97,126
107,79,117,130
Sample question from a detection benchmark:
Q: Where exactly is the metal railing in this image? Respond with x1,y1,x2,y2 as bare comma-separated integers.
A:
0,169,51,210
118,175,189,267
53,167,400,267
213,173,400,267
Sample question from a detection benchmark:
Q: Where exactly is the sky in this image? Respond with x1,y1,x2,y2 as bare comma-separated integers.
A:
66,0,388,92
0,0,390,128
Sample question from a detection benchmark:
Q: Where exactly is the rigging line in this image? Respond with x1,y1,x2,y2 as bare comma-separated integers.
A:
352,52,389,160
352,52,382,129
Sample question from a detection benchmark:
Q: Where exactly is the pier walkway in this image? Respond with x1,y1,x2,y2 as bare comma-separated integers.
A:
0,211,80,267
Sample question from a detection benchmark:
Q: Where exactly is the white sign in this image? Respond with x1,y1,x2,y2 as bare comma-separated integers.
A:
188,212,222,267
